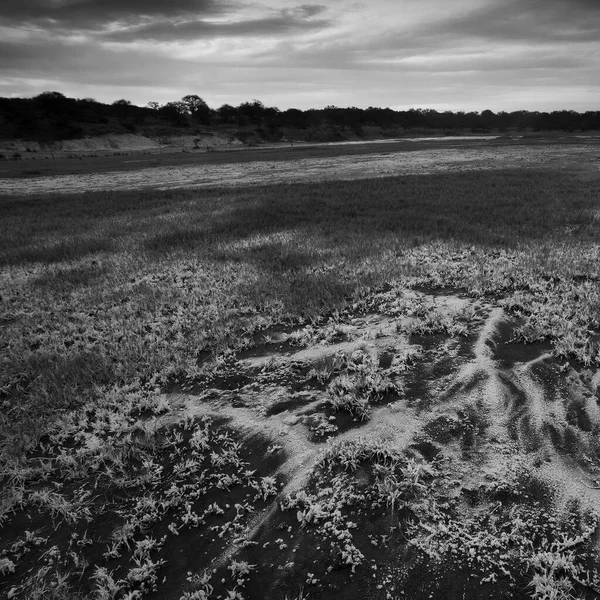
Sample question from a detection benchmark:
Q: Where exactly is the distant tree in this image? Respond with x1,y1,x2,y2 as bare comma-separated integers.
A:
111,98,134,120
181,94,205,114
158,101,188,125
510,110,534,131
262,105,280,128
403,108,425,128
581,111,600,131
278,108,308,129
36,91,66,100
181,95,210,125
237,100,267,124
218,104,237,124
0,90,597,144
34,91,70,114
478,109,495,131
14,110,40,138
364,107,396,128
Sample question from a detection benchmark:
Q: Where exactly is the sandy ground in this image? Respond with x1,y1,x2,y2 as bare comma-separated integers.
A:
0,132,240,156
160,289,600,591
1,138,599,196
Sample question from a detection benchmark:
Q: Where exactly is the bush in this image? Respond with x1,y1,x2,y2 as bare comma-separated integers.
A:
120,121,137,133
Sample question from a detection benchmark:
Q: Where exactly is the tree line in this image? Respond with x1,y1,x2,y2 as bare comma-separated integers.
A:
1,91,599,141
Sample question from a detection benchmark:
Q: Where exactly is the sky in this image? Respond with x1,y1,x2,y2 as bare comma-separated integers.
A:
0,0,598,112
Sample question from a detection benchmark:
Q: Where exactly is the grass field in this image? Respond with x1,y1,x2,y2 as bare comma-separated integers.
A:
1,166,600,599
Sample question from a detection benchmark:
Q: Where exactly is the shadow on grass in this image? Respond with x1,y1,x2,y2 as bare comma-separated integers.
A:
0,188,200,266
1,166,599,458
142,169,599,271
32,261,108,290
5,237,114,266
2,169,598,272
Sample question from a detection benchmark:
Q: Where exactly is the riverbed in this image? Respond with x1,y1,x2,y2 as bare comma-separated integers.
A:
1,137,598,196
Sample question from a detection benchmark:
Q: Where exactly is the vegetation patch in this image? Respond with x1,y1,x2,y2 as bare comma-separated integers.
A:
2,166,600,598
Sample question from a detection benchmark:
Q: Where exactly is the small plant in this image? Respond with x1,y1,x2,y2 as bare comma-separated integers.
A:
0,557,16,575
228,559,255,578
326,349,398,420
92,566,124,600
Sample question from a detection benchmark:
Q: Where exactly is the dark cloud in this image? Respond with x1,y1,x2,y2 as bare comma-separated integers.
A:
427,0,600,43
292,4,327,18
0,1,330,43
301,0,600,74
0,37,200,88
0,0,232,29
103,12,330,42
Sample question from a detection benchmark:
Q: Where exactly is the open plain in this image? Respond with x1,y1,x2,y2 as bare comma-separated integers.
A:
1,136,600,599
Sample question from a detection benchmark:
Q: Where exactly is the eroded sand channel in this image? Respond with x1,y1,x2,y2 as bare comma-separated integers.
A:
154,287,600,597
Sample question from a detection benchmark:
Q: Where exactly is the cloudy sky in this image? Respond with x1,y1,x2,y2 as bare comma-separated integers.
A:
0,0,598,111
